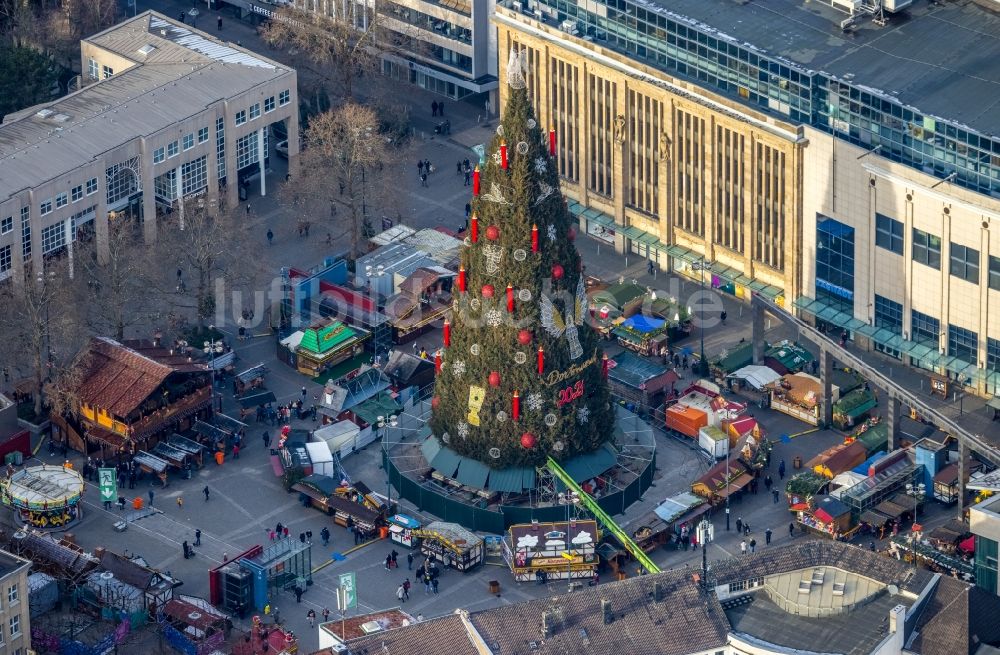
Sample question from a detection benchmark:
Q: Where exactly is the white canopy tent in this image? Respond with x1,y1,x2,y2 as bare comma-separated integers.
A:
304,441,334,478
729,365,782,391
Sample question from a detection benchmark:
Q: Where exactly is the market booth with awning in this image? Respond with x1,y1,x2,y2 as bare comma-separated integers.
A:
691,459,753,505
292,320,367,377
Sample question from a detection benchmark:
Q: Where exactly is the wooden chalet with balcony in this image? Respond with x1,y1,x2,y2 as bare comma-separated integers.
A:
53,337,212,456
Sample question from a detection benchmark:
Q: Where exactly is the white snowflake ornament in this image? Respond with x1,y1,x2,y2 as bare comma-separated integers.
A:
526,393,544,411
534,157,548,174
457,422,469,439
485,309,503,327
547,224,557,241
527,118,537,129
553,440,565,452
451,359,466,376
492,150,503,166
577,407,590,424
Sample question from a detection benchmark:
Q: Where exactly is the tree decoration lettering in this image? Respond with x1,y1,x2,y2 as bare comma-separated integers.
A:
557,380,585,407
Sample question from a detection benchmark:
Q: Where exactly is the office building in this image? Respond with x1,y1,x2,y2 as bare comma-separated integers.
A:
971,494,1000,596
0,11,298,280
0,550,31,655
493,0,1000,395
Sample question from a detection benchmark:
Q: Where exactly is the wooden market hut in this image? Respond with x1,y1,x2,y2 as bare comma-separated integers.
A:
691,458,753,505
589,281,647,317
607,350,679,409
52,337,212,457
294,320,367,377
383,267,454,343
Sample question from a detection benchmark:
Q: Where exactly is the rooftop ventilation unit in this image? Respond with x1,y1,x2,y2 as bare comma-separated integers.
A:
560,19,578,35
359,620,383,634
35,109,54,119
138,44,156,56
52,114,71,122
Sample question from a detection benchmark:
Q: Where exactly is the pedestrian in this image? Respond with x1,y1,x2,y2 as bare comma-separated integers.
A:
283,527,289,539
420,172,428,187
246,203,251,215
217,15,222,30
773,488,780,504
390,550,398,568
266,229,273,245
402,578,410,599
307,609,316,627
118,496,126,511
397,584,406,603
233,444,240,459
789,522,795,538
465,202,471,218
424,575,431,594
294,586,303,603
407,552,413,570
148,489,154,506
301,386,307,400
276,522,284,536
269,530,276,541
765,528,772,545
431,578,439,594
321,527,330,547
431,100,438,116
417,160,424,175
322,607,330,623
203,486,210,501
464,170,471,186
736,517,742,534
744,522,751,536
647,260,655,275
764,475,773,491
385,554,392,571
778,459,786,480
870,541,876,552
177,496,184,510
750,538,757,554
183,541,190,559
263,432,271,448
740,540,747,555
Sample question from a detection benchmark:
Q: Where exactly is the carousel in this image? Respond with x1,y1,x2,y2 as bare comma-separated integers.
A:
1,464,86,529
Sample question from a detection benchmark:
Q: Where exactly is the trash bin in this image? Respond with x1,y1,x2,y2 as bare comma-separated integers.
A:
793,455,802,469
133,498,144,510
489,580,500,594
379,526,389,539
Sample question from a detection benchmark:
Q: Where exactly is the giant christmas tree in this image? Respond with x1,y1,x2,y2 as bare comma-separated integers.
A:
429,52,613,470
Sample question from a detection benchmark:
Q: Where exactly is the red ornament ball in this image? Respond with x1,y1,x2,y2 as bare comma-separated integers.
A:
517,329,532,345
568,227,577,242
431,396,441,410
481,284,495,298
486,225,500,241
552,264,565,279
488,371,501,387
520,432,537,449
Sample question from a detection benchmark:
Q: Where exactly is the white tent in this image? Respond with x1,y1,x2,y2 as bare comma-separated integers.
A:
312,420,364,460
280,331,304,350
729,365,782,391
305,441,334,478
829,471,867,497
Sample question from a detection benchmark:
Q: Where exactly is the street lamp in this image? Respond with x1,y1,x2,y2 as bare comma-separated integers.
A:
905,482,926,570
558,490,580,590
365,264,386,383
378,414,398,511
203,327,224,412
725,442,731,532
691,258,709,376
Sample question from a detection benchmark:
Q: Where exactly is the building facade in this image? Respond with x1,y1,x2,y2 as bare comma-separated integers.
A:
493,0,1000,395
0,11,298,281
971,495,1000,596
0,551,31,655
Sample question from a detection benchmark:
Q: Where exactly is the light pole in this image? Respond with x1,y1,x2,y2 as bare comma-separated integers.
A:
691,258,709,376
558,490,580,590
203,327,224,413
365,264,385,384
725,444,731,531
377,414,398,511
905,482,925,570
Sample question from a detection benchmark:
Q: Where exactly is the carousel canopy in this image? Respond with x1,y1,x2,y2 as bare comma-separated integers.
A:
3,466,84,509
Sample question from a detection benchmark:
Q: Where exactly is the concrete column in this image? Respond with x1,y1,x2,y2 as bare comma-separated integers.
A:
141,152,157,244
287,100,301,179
886,393,901,451
703,115,716,262
257,126,266,197
752,297,766,364
64,218,74,279
26,191,43,274
957,440,969,518
175,166,184,230
901,189,914,340
612,83,627,248
207,142,220,210
938,207,951,368
578,62,590,208
819,348,834,428
224,105,239,208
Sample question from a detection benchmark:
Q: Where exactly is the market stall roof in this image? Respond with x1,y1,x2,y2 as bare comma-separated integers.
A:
860,509,892,526
193,420,230,442
455,456,490,489
561,443,618,482
873,498,910,520
834,389,878,420
398,266,454,296
236,364,268,384
294,474,341,497
383,350,434,386
162,598,228,635
279,331,304,349
609,350,677,388
213,413,246,433
729,365,781,390
813,495,851,519
621,315,666,333
488,467,528,493
423,521,483,548
238,391,276,409
298,321,359,356
350,392,401,426
764,340,814,372
591,282,646,310
712,341,754,374
653,492,707,524
338,368,391,412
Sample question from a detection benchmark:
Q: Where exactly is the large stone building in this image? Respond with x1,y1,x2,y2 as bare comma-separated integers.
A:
0,11,298,281
493,0,1000,396
0,550,31,655
221,0,498,101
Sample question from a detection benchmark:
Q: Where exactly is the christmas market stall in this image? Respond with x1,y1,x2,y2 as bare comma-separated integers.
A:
889,531,975,581
413,521,483,571
710,341,754,382
766,373,839,426
158,596,231,655
287,320,368,378
588,281,646,318
833,388,879,430
383,266,454,343
764,340,815,375
784,471,830,511
806,441,868,479
291,475,382,535
612,315,669,357
627,492,708,553
504,519,599,581
387,513,422,548
1,464,85,529
234,363,269,397
691,458,753,505
796,495,854,539
607,350,679,410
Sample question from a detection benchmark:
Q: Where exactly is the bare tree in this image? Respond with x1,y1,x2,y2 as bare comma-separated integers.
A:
150,198,263,331
0,261,86,418
260,2,418,100
287,103,387,257
75,221,154,341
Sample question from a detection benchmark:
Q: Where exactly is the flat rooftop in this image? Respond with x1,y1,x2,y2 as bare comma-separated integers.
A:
0,549,30,579
602,0,1000,135
0,11,292,202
